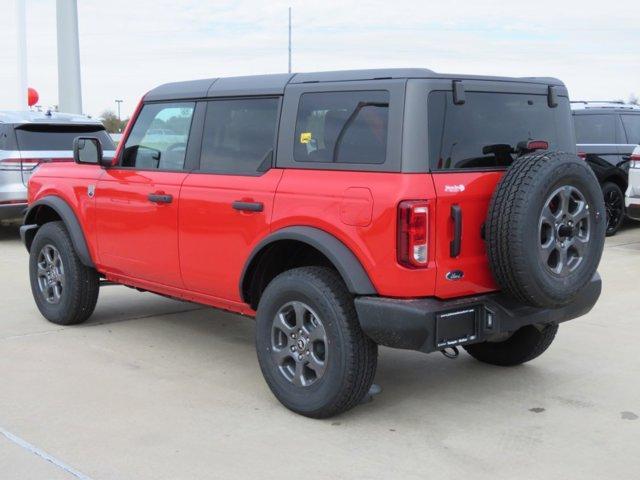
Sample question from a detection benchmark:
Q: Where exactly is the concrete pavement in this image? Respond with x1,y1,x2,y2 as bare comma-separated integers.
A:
1,223,639,479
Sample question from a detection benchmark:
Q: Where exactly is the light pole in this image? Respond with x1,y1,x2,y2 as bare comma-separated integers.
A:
115,100,123,121
288,7,292,74
56,0,82,113
15,0,28,110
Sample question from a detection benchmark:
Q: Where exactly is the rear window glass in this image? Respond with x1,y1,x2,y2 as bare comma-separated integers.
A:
621,114,640,144
294,91,389,164
573,114,617,144
14,126,114,151
428,91,574,170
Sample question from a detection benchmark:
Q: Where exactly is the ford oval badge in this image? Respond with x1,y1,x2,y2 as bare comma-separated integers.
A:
446,270,464,281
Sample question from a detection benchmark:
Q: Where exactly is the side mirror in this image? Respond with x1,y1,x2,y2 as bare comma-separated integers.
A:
73,137,111,167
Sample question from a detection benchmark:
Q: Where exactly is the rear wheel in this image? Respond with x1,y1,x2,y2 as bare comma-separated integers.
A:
602,181,625,236
29,221,99,325
464,324,559,366
255,267,377,418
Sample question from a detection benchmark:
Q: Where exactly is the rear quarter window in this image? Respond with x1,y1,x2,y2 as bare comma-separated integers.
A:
621,114,640,144
294,90,389,165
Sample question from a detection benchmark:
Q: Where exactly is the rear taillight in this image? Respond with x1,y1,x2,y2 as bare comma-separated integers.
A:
631,152,640,169
0,158,42,171
398,200,429,268
577,152,587,160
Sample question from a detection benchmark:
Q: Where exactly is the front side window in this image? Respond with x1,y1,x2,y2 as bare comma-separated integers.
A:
573,114,617,144
199,98,279,175
428,91,574,170
122,102,195,170
621,114,640,144
294,91,389,164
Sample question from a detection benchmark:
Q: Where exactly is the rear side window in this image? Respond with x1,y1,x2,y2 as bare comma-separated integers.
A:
199,98,279,175
428,91,574,170
621,115,640,144
14,125,114,151
573,114,617,144
122,102,195,170
294,91,389,164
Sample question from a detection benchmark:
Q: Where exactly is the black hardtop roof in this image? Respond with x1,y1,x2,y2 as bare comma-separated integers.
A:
144,68,565,101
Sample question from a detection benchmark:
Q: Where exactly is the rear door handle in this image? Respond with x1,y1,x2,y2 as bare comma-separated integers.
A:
450,204,462,258
148,193,173,204
232,201,264,212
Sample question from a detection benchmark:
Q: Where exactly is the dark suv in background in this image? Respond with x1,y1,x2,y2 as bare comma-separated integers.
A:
572,101,640,235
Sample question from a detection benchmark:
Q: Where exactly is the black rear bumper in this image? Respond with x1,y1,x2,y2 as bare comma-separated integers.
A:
355,273,601,354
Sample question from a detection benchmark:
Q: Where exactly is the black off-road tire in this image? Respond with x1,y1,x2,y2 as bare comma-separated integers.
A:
255,267,377,418
601,181,625,236
29,221,99,325
464,324,559,366
486,151,606,308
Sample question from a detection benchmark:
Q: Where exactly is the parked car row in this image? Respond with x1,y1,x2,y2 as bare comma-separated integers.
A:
572,101,640,235
0,111,115,221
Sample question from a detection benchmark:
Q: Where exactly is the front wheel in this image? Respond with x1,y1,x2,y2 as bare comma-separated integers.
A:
255,267,377,418
29,221,100,325
463,324,559,366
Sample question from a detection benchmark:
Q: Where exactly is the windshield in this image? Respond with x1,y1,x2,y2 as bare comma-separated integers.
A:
428,91,575,170
14,125,115,152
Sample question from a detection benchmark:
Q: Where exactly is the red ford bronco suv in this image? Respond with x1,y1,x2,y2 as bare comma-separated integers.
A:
21,69,605,418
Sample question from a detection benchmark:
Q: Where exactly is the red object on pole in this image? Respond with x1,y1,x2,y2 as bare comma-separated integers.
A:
27,87,39,107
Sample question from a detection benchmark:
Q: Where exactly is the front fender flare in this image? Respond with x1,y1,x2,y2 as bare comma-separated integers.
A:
22,196,95,268
240,226,377,303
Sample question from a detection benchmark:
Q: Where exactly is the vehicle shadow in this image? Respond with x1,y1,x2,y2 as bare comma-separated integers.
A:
0,223,21,242
79,293,554,419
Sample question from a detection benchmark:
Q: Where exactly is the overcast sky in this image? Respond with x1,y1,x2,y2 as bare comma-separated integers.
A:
0,0,638,118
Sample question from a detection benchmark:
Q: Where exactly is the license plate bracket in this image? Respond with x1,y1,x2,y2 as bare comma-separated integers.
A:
435,307,478,349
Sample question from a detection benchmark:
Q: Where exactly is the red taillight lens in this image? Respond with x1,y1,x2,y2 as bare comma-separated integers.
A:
526,140,549,151
630,153,640,169
398,200,429,268
577,152,587,160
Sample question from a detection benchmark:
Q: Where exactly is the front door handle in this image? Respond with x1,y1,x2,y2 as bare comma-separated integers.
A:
232,200,263,212
148,193,173,204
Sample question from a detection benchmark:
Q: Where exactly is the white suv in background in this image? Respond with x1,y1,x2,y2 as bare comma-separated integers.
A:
626,145,640,221
0,111,115,222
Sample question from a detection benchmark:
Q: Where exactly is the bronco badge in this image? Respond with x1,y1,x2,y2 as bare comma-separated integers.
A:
446,270,464,281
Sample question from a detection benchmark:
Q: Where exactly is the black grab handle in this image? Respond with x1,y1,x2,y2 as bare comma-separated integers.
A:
147,193,173,204
450,205,462,258
232,201,264,212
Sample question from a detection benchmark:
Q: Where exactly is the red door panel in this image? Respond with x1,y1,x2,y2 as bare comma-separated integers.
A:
95,169,187,287
432,171,503,298
178,169,283,301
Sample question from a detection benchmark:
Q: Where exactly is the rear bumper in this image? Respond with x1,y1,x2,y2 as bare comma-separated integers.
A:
0,203,28,221
625,196,640,221
355,273,601,354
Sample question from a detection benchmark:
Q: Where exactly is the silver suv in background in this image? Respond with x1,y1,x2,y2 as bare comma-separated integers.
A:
0,111,115,222
626,145,640,221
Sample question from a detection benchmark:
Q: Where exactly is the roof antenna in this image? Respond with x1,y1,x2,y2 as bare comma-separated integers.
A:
288,7,292,73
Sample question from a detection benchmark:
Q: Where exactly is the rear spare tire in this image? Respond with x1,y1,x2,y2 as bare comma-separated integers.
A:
486,151,605,308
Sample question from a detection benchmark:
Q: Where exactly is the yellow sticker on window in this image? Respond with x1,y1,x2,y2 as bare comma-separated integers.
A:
300,132,312,144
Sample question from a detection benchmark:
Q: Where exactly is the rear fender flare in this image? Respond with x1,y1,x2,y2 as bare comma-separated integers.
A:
240,226,376,303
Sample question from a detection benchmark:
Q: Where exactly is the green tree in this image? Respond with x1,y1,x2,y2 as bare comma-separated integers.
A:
99,110,128,133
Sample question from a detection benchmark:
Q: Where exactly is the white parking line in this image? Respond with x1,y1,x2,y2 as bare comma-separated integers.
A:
0,426,94,480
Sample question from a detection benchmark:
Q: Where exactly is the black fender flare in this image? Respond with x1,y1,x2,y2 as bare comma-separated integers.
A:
240,226,377,302
21,196,95,268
